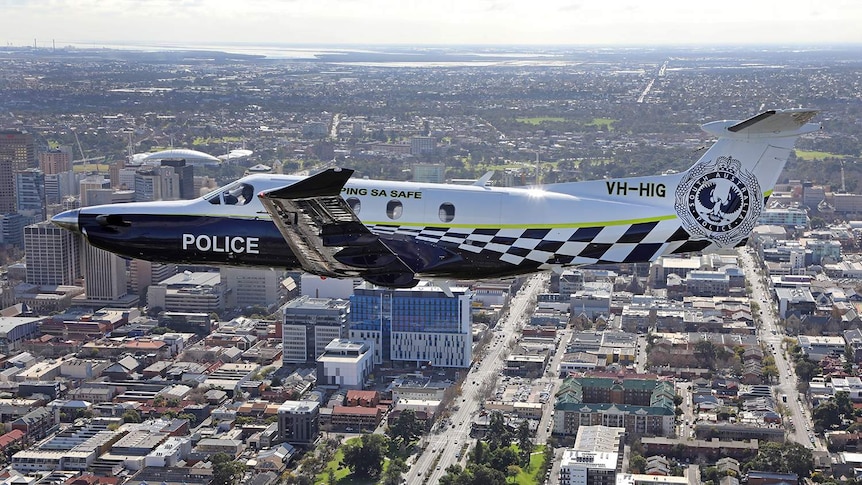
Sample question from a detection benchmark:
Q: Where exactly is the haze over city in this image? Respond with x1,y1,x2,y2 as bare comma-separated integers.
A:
4,0,862,48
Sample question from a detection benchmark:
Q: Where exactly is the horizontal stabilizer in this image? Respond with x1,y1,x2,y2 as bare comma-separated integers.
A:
703,108,820,138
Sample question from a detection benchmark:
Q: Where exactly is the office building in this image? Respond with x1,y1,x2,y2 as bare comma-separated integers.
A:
15,168,46,222
129,259,177,299
81,243,128,303
39,148,71,175
316,339,373,388
349,282,473,368
44,171,77,205
410,136,436,156
147,272,228,313
282,296,349,364
24,221,80,286
277,400,320,446
159,159,195,199
79,175,111,207
221,267,280,309
135,166,180,202
0,213,28,248
0,130,36,168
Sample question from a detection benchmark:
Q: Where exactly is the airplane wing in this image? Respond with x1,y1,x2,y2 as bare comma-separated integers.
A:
258,168,419,288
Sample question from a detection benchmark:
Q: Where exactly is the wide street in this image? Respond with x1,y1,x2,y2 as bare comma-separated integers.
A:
405,272,550,483
737,248,823,451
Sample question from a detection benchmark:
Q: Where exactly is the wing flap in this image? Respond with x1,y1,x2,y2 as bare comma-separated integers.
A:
258,168,418,287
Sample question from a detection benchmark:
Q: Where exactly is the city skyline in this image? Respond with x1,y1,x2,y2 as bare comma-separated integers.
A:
3,0,862,50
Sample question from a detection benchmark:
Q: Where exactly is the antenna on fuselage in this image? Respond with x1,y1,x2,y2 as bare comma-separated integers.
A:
473,171,494,188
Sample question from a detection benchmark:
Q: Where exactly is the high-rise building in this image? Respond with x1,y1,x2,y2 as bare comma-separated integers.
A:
159,159,195,199
0,213,28,248
348,282,473,368
129,259,177,300
0,130,36,168
78,175,111,207
282,296,349,364
44,172,76,206
81,243,128,302
0,160,19,214
221,267,280,309
134,166,179,202
24,221,80,286
38,148,71,175
0,130,35,215
15,169,46,222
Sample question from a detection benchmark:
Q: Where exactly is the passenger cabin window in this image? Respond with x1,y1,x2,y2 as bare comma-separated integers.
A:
346,197,361,214
208,183,254,205
438,203,455,222
386,200,403,220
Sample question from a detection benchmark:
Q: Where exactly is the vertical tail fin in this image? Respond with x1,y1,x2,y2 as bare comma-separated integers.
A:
673,109,819,248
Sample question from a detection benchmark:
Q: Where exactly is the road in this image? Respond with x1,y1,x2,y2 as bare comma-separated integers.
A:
737,248,824,451
405,272,549,484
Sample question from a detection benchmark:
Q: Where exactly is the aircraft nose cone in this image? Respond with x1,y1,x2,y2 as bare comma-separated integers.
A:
52,209,80,233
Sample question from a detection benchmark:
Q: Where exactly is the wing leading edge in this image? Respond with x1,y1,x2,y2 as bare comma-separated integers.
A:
258,168,419,288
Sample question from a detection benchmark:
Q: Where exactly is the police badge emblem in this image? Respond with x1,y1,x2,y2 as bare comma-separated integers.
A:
674,156,763,248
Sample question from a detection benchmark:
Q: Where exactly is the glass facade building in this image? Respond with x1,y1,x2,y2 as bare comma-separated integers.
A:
349,283,472,368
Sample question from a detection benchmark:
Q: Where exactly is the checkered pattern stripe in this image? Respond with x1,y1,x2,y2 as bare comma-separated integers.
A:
368,219,694,268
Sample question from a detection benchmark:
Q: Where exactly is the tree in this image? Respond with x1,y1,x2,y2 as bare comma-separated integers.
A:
813,400,841,430
342,434,387,479
516,420,533,468
836,391,853,418
212,452,245,485
694,340,718,368
471,441,489,465
506,464,521,483
783,442,814,478
489,446,518,471
487,411,511,450
795,359,820,382
387,409,423,445
629,454,647,473
122,409,141,423
381,458,406,485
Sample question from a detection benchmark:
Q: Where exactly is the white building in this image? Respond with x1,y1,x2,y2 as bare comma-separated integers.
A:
144,436,192,467
147,271,228,313
221,267,281,309
559,425,624,485
316,339,373,389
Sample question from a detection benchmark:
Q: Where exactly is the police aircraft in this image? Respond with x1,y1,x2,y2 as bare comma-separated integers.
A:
52,109,819,288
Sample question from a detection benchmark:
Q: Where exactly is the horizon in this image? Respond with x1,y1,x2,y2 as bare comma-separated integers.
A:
4,0,862,48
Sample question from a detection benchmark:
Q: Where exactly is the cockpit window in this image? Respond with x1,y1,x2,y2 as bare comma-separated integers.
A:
208,182,255,206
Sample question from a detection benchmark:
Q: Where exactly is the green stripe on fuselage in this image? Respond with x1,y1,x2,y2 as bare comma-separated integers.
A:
363,214,678,230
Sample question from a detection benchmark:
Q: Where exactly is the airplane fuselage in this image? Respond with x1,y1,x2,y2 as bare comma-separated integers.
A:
71,171,699,280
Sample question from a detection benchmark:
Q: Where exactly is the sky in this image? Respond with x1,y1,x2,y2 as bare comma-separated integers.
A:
2,0,862,48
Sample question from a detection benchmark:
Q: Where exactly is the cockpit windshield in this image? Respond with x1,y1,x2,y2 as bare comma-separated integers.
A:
206,182,255,205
